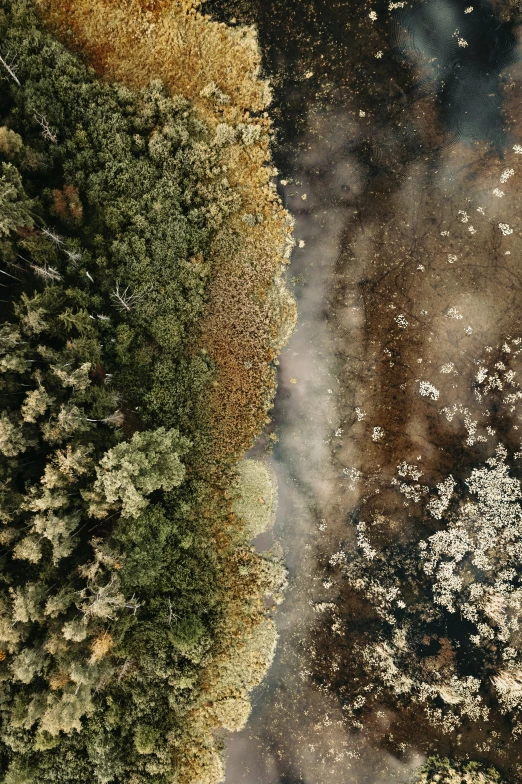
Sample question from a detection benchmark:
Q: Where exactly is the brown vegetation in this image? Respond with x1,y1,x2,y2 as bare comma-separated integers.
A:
15,4,295,781
34,0,296,462
51,184,83,223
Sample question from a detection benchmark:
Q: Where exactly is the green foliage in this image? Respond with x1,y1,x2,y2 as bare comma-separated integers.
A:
89,427,189,519
417,757,503,784
0,1,286,781
0,161,33,235
232,458,277,538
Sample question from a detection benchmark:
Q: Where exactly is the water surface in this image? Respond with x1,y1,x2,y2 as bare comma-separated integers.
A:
207,0,522,780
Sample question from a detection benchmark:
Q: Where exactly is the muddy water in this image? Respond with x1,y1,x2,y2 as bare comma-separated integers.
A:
207,0,522,781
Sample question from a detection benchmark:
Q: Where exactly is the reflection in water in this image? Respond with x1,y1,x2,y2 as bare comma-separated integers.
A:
397,0,516,144
206,0,522,781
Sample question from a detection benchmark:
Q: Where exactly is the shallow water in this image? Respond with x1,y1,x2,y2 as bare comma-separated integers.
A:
207,0,522,780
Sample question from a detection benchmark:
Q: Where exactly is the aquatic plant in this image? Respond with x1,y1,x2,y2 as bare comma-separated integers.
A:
416,757,503,784
330,335,522,735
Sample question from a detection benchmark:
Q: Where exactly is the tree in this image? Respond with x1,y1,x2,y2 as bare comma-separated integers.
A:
88,427,188,519
0,161,33,235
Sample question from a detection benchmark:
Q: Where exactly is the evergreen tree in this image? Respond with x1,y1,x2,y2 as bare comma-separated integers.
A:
0,2,287,781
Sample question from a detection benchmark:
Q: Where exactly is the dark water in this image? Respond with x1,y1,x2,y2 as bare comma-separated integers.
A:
206,0,522,781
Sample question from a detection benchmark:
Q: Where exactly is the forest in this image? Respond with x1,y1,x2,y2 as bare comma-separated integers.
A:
0,1,294,782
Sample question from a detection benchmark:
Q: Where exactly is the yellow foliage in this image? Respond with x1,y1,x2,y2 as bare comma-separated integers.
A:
34,0,270,121
34,0,296,461
88,633,114,664
48,671,70,690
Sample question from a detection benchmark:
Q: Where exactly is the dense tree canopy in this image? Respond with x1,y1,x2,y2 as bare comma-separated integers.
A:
0,2,288,781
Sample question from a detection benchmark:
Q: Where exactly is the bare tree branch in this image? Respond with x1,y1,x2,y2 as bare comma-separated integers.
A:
28,263,62,282
40,226,64,246
111,280,149,312
33,112,58,143
0,52,20,86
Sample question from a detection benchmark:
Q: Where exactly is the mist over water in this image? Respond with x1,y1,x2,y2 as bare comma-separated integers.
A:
207,0,522,780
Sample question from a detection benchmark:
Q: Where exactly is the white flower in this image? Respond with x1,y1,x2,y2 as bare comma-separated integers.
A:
359,109,366,117
448,254,457,263
499,223,513,236
458,210,469,223
395,314,408,328
458,37,468,47
375,50,384,59
501,168,515,183
468,225,476,234
514,145,522,154
372,426,384,442
464,6,473,12
493,188,505,198
369,10,378,20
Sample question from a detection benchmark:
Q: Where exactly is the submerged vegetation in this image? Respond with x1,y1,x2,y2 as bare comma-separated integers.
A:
416,757,504,784
324,333,522,747
0,0,293,781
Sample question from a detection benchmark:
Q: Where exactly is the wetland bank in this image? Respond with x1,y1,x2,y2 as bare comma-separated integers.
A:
205,0,522,781
2,0,522,782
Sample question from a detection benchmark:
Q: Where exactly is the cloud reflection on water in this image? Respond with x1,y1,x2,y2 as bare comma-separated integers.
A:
220,0,522,781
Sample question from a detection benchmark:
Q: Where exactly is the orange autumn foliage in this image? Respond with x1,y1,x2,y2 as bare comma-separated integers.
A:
52,184,83,223
34,0,296,462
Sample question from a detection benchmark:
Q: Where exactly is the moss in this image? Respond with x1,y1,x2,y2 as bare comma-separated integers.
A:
233,458,277,539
